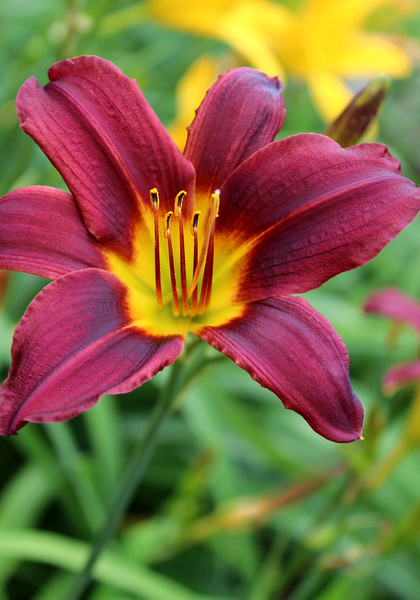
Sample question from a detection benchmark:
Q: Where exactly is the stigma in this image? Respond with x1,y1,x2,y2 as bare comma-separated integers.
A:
150,188,220,317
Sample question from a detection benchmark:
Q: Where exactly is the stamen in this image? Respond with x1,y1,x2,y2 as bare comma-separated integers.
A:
187,190,220,298
150,188,162,307
197,244,214,314
191,211,201,316
198,197,218,314
164,211,180,316
174,191,189,316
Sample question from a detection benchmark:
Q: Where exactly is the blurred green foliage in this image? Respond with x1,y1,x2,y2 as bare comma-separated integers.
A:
1,1,420,599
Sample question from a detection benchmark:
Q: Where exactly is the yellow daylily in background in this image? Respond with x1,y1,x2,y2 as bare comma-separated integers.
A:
148,0,290,77
148,0,416,121
276,0,414,120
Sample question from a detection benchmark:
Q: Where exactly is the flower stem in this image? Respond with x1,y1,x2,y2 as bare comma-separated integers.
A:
368,438,409,490
66,357,186,600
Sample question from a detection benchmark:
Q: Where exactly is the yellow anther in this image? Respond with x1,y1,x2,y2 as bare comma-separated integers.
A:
174,190,187,216
150,188,159,209
191,211,201,234
164,211,173,239
211,189,220,217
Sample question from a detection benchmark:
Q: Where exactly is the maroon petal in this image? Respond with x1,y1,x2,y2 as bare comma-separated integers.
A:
0,269,184,436
184,67,285,198
17,56,195,259
0,186,106,279
196,296,363,443
364,287,420,335
383,361,420,393
217,134,420,302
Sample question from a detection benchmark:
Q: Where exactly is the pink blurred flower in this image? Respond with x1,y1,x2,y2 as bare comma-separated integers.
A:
365,288,420,393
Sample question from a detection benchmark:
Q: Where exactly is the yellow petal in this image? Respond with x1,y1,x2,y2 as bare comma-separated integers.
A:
326,32,412,77
220,1,292,76
305,0,397,31
148,0,237,36
219,19,282,77
307,71,353,122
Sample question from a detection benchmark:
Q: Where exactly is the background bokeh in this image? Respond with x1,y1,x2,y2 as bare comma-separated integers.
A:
1,1,420,598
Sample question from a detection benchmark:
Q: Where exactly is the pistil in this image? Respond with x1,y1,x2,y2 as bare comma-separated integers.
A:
150,188,162,307
197,193,219,314
187,190,220,301
191,211,201,316
174,191,189,316
164,211,181,317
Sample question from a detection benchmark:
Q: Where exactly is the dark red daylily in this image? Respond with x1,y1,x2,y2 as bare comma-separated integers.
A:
1,57,419,441
365,288,420,393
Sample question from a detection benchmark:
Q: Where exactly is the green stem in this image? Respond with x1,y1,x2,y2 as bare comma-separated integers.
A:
66,357,186,600
368,439,409,490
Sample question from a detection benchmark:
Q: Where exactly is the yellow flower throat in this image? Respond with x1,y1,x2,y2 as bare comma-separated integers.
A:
106,187,243,338
150,187,220,318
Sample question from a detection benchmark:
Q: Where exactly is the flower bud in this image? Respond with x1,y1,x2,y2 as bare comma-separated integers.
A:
325,76,391,147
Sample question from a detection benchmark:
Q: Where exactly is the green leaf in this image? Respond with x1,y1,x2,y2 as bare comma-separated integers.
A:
0,530,230,600
83,395,125,504
0,463,56,588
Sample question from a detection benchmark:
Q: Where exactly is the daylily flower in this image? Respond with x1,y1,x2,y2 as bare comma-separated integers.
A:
365,288,420,393
147,0,415,120
0,57,419,442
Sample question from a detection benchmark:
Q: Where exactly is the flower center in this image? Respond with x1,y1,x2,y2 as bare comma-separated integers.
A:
150,187,220,318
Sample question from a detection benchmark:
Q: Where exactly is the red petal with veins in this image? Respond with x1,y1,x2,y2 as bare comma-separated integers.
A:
364,287,420,335
185,67,285,198
196,296,363,443
0,187,106,279
218,134,420,302
17,56,196,259
0,269,184,436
